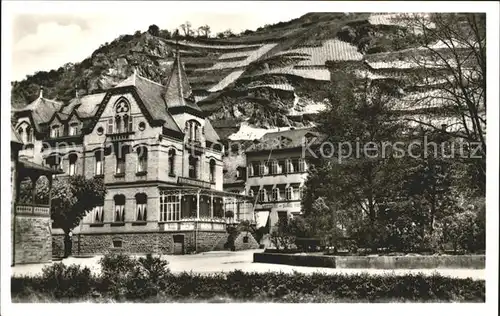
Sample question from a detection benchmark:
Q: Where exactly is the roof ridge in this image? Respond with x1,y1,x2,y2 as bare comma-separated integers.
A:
136,73,165,87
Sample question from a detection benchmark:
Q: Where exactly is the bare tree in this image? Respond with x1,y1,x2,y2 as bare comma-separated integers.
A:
397,13,486,188
198,24,211,38
179,21,192,37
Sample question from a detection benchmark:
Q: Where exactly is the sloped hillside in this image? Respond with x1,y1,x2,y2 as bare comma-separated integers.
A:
11,12,427,140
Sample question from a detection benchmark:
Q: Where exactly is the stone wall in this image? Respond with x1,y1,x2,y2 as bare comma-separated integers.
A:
52,229,65,258
14,215,52,264
71,230,228,255
234,232,259,251
254,253,486,270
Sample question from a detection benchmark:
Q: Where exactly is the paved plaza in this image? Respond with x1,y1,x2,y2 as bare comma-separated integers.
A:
11,249,485,280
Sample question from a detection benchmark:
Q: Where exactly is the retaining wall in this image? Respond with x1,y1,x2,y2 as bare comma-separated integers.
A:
253,253,485,269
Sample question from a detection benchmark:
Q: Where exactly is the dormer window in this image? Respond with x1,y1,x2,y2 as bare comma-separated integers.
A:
114,98,132,133
17,126,32,143
51,125,60,138
69,123,79,136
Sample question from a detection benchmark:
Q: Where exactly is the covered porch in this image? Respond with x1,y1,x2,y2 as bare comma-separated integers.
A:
158,187,255,231
13,159,63,265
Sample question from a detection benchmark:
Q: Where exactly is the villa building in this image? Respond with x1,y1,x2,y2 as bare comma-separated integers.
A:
11,52,255,256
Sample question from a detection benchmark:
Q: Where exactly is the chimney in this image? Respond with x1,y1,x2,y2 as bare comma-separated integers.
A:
39,86,44,98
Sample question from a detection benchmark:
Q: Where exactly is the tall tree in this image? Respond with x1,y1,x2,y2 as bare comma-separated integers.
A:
397,13,486,193
179,21,192,37
148,24,160,36
303,72,407,251
198,24,211,38
34,175,107,254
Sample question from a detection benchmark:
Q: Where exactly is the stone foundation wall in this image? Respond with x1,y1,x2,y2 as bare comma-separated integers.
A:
72,231,228,255
14,215,52,264
234,232,259,251
52,231,65,258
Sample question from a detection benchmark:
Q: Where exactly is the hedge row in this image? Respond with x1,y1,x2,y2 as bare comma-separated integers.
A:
11,254,485,302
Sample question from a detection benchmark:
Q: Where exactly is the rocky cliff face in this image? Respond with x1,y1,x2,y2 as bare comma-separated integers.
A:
11,13,424,141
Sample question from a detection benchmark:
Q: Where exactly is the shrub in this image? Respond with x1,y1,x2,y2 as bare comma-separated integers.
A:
124,255,171,300
98,253,171,300
11,254,485,302
39,262,93,298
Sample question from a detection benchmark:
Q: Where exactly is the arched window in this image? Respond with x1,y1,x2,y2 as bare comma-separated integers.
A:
209,159,216,183
285,187,294,200
271,160,279,175
46,154,62,171
68,153,78,176
298,158,306,172
51,125,60,138
189,155,199,179
272,188,280,201
187,120,201,142
135,193,147,221
95,150,103,176
69,122,79,136
114,195,126,222
168,149,176,176
116,152,125,175
248,189,254,197
93,205,104,223
17,127,25,143
258,188,267,203
137,146,148,173
26,126,33,143
114,98,132,133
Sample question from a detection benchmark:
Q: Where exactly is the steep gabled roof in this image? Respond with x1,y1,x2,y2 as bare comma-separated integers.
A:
12,93,64,131
163,53,202,112
11,125,23,144
75,93,107,117
204,118,220,143
109,73,182,133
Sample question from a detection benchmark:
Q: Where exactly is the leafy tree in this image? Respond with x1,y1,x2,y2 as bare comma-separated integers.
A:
269,217,302,250
148,24,160,36
32,175,106,253
303,73,407,251
198,24,211,38
223,29,236,38
180,21,192,37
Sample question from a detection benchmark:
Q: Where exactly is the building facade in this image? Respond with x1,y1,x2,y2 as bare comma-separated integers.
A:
244,128,320,230
11,53,255,256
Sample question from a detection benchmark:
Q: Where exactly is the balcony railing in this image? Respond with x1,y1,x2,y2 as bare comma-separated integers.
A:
185,140,204,152
15,204,50,217
177,176,212,189
106,131,135,141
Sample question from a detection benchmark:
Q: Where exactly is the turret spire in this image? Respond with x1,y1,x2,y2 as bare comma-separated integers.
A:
163,29,194,108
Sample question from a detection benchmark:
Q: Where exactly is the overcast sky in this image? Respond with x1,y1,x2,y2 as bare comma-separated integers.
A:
9,3,311,81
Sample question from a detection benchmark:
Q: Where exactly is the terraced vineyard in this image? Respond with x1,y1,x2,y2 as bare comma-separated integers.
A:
11,12,441,140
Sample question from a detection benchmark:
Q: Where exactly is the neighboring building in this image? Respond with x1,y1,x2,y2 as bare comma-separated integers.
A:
244,127,321,230
222,140,254,223
11,125,62,265
11,52,254,255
